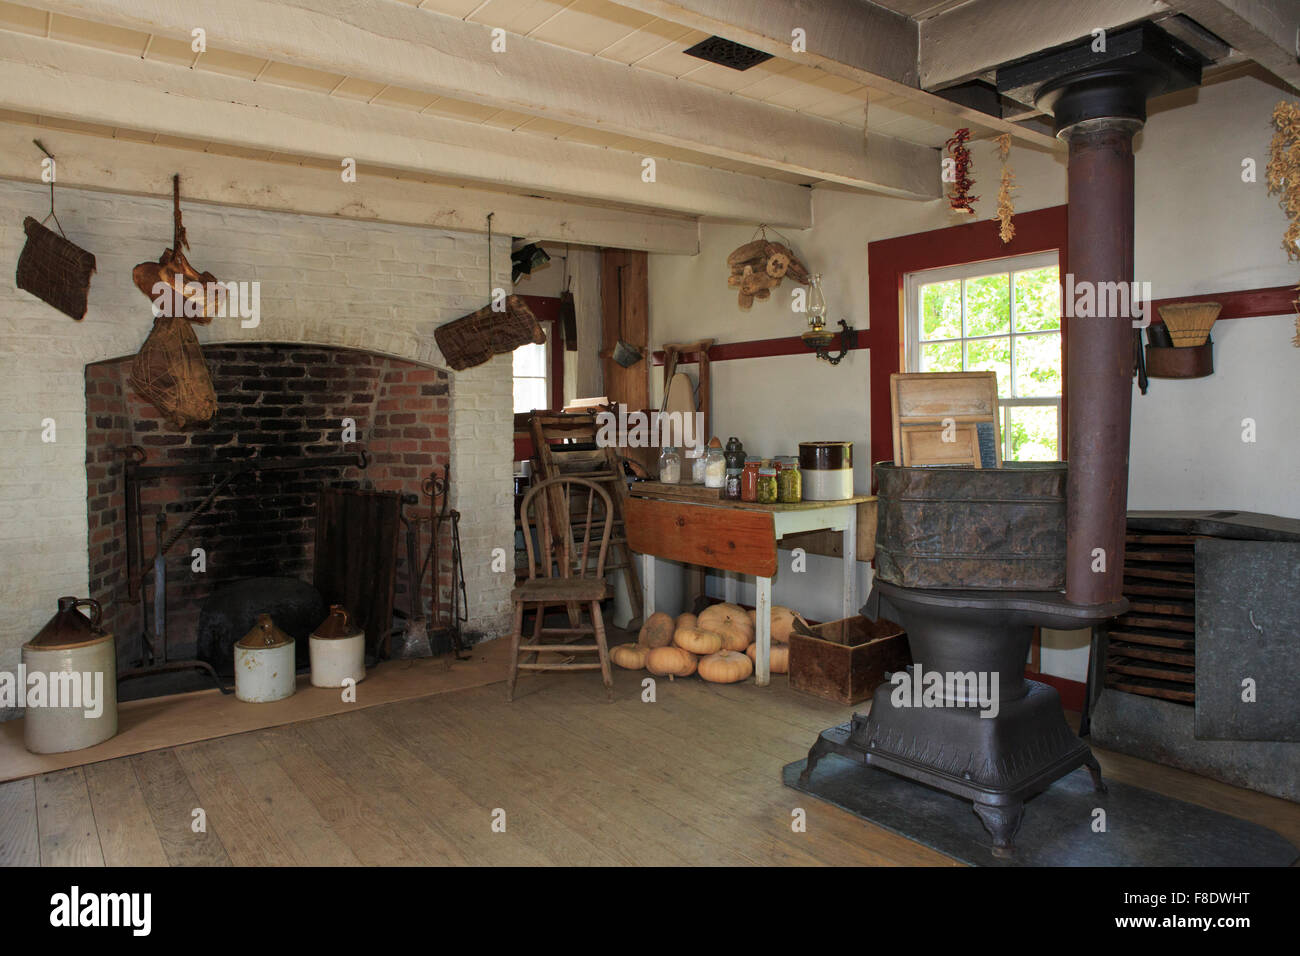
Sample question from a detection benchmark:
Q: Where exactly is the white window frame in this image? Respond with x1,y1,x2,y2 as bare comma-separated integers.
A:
512,338,550,414
903,251,1062,463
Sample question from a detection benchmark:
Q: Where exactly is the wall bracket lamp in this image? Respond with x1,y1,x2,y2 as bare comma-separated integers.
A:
800,273,853,365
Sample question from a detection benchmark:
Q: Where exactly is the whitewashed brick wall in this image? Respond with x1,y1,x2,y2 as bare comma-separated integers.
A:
0,179,514,716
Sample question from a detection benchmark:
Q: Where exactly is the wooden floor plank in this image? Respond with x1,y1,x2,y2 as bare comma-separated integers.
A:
481,677,854,866
83,759,168,866
173,740,304,866
345,709,556,867
255,723,429,866
34,768,104,867
24,646,1300,868
290,718,472,866
361,705,623,866
130,749,231,866
0,777,39,866
204,734,362,868
381,695,712,866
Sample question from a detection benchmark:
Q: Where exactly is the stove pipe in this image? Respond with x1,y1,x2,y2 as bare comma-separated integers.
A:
1062,113,1140,605
1011,25,1203,605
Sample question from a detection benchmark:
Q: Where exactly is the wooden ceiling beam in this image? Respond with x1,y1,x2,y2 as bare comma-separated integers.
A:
605,0,1064,150
0,32,812,228
919,0,1168,91
19,0,941,199
1165,0,1300,90
0,120,703,254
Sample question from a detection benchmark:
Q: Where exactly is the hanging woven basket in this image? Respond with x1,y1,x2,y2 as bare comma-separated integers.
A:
15,215,96,321
434,295,545,371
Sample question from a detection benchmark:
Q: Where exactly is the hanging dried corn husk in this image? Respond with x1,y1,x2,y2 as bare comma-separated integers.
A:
128,313,217,428
132,175,224,323
994,134,1016,245
1266,101,1300,346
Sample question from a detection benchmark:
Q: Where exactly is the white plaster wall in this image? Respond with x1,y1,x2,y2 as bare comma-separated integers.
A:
0,179,515,710
647,69,1300,682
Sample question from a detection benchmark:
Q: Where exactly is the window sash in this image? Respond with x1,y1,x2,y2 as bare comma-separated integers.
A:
904,251,1062,462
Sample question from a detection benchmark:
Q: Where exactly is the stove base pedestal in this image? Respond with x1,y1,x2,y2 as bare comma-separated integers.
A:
799,582,1124,858
800,680,1107,857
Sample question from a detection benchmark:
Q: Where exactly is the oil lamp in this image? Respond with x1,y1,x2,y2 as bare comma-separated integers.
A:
800,274,853,365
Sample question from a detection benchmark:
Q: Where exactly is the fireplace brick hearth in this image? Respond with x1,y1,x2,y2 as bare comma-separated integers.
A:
0,179,514,717
85,343,453,666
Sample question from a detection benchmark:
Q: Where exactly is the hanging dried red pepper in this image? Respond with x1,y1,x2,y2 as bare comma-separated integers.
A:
944,128,978,214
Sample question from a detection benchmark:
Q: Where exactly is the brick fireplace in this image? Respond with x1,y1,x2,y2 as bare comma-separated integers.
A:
0,179,515,717
85,343,453,670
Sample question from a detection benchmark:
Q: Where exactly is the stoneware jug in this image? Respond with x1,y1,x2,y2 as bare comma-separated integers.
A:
21,596,118,754
234,613,296,703
309,604,366,688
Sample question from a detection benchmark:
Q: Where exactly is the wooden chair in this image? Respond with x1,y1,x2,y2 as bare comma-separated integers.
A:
508,476,614,701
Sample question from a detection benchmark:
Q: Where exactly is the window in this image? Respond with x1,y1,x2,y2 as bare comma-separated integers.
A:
904,252,1062,461
512,340,548,414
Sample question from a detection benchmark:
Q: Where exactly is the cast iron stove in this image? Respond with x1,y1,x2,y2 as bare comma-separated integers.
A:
800,582,1126,856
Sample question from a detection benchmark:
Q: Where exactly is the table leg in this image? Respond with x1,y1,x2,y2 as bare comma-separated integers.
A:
842,506,857,622
640,553,655,619
755,575,772,686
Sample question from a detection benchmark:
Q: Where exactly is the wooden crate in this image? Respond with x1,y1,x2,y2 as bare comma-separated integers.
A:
788,615,910,705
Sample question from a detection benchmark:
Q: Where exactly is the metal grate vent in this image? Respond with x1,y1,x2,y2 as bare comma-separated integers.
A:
682,35,773,71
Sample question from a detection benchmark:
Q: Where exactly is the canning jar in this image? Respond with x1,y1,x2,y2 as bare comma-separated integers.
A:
776,457,802,503
756,464,778,504
658,446,682,483
741,458,761,502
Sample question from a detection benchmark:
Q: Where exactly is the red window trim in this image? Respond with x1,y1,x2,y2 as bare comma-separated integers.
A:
865,204,1070,470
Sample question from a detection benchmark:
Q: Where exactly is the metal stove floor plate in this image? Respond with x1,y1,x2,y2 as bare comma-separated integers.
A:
783,754,1298,867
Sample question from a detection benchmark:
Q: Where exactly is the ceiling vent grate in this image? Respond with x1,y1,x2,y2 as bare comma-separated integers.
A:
682,35,773,71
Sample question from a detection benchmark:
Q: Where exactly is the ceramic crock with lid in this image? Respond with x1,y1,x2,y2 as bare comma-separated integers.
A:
309,604,367,688
21,596,118,754
234,613,296,703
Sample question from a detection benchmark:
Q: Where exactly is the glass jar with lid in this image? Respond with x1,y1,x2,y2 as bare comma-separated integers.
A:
756,464,778,504
703,444,727,488
658,446,682,484
776,457,802,503
740,457,761,502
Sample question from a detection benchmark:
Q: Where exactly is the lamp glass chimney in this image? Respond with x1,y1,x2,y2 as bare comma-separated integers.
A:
807,274,827,331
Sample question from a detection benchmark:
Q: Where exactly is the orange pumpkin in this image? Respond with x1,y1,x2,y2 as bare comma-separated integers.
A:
770,605,808,645
673,625,723,656
610,643,648,670
698,650,753,684
646,645,698,678
676,612,698,631
638,611,676,648
746,642,790,674
697,603,754,651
